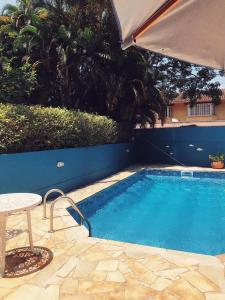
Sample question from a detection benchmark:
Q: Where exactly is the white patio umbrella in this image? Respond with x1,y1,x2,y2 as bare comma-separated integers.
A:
111,0,225,70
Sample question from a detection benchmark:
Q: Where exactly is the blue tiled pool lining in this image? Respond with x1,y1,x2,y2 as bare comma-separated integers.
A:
68,169,225,255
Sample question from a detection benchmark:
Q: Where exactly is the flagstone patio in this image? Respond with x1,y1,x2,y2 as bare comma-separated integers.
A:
1,166,225,299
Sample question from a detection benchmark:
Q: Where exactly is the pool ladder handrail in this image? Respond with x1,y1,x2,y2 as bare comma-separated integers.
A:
43,189,65,219
43,190,92,237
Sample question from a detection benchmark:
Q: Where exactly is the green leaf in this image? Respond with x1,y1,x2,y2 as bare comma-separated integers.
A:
58,25,70,39
19,25,38,35
81,27,93,41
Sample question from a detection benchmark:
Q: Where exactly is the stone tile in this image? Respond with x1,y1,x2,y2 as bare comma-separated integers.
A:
60,293,93,300
106,271,125,283
29,259,64,287
30,256,69,286
72,261,96,279
91,270,107,282
143,256,172,272
111,250,123,258
54,241,74,250
118,262,132,274
2,165,225,300
124,273,140,286
101,287,125,300
97,244,123,252
199,264,225,292
162,251,200,267
182,271,219,292
216,254,225,263
206,293,225,300
166,279,205,300
4,284,44,300
60,278,78,294
79,280,123,295
0,287,12,298
155,290,182,300
156,267,188,280
42,285,59,300
64,226,87,241
56,257,79,278
139,270,157,285
44,274,65,286
78,280,93,293
0,278,24,288
96,260,118,272
124,284,158,300
151,278,173,291
81,251,111,262
124,244,166,256
124,249,150,259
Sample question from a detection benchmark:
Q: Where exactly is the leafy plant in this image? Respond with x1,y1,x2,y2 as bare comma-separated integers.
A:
209,152,224,162
0,0,222,127
0,61,37,103
0,103,129,154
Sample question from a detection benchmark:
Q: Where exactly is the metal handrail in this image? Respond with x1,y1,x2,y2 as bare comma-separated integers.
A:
43,189,65,219
49,195,92,237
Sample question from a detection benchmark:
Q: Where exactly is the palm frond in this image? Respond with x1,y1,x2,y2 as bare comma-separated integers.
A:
2,4,19,16
19,25,38,35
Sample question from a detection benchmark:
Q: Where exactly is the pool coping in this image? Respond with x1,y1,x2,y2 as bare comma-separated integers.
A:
3,164,225,299
51,164,225,294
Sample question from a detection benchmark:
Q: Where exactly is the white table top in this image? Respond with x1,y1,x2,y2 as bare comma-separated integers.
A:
0,193,42,214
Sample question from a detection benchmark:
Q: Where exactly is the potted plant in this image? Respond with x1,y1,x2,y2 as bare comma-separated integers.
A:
209,152,225,169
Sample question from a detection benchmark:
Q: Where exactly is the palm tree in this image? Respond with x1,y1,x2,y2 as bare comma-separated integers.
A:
0,0,167,126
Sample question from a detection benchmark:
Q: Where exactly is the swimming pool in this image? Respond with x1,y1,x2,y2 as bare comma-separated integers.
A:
68,169,225,255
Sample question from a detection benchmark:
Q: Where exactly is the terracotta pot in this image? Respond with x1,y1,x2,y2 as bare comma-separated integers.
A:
211,161,224,169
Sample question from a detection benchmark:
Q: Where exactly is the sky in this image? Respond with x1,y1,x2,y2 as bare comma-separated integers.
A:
1,0,225,88
0,0,15,9
213,76,225,88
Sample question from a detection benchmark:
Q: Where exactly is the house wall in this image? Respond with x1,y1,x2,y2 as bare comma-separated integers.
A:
215,101,225,119
0,143,134,195
135,127,225,167
159,99,225,123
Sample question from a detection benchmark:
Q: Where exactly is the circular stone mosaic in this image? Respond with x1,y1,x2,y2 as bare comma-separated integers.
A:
4,246,53,278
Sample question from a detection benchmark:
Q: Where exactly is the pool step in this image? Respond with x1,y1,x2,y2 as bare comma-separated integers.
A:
181,171,194,178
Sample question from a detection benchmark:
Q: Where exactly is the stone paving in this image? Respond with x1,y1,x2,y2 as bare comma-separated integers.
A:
1,165,225,299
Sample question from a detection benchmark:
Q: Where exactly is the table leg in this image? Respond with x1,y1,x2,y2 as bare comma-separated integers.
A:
0,214,7,277
26,210,34,251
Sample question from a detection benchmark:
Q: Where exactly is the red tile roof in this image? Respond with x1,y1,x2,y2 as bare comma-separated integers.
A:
171,89,225,104
154,121,225,128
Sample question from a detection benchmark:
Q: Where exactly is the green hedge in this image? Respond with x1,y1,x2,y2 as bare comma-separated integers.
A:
0,104,129,154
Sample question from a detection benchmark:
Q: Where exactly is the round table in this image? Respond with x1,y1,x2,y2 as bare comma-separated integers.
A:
0,193,42,277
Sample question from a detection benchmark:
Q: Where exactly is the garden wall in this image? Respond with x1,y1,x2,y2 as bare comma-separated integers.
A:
135,126,225,167
0,143,133,195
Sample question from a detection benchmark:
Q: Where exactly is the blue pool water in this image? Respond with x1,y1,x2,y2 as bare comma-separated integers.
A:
68,170,225,255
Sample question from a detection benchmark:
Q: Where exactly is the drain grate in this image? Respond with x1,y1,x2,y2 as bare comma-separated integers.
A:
181,171,194,178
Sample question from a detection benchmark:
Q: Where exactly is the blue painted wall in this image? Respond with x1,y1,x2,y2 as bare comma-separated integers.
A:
3,126,224,195
135,126,225,167
0,143,133,195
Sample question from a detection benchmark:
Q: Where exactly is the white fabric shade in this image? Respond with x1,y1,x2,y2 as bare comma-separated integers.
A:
111,0,225,70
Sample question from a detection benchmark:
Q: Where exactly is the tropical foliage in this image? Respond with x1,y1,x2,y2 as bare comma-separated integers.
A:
209,152,225,162
0,0,223,126
0,61,37,103
0,103,126,153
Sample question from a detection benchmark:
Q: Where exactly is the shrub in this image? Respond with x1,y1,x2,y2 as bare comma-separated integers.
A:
0,104,129,154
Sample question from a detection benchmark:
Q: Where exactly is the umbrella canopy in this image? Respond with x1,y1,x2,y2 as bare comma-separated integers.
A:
111,0,225,70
